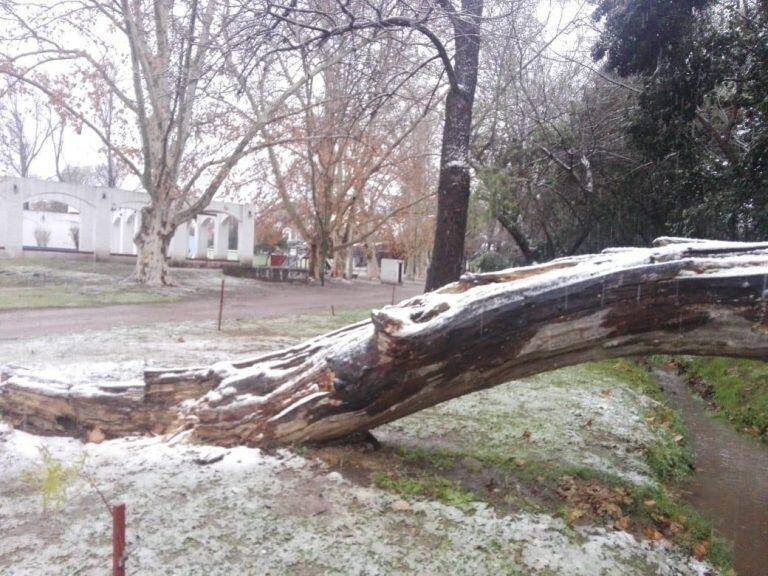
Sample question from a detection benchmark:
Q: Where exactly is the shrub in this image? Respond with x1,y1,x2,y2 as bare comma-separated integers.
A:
34,227,51,247
69,225,80,250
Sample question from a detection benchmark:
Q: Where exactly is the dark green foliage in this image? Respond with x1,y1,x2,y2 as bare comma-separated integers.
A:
592,0,713,76
593,0,768,240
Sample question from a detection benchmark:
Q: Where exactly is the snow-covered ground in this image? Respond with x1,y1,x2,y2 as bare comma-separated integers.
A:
0,424,711,576
0,311,717,575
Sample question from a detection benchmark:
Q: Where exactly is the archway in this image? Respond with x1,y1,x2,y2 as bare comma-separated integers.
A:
110,209,139,255
191,216,216,259
22,197,83,252
213,215,239,260
1,238,766,447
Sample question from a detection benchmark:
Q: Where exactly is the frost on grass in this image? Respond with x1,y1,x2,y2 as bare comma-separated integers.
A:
0,426,711,576
375,364,662,486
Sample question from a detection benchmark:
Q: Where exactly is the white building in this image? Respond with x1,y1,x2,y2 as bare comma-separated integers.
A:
0,177,256,266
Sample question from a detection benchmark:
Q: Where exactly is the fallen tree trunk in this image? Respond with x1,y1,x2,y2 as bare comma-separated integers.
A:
2,237,767,446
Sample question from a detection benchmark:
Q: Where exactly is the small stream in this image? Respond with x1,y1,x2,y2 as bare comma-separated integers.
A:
654,366,768,576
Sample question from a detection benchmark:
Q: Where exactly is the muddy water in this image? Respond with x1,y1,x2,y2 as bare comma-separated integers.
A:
654,366,768,576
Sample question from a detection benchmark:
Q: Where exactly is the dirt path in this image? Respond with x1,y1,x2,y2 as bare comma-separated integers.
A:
0,280,422,341
656,365,768,576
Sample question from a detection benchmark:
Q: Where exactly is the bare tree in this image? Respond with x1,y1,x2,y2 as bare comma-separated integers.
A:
0,1,335,285
0,86,51,177
250,30,439,283
247,0,487,290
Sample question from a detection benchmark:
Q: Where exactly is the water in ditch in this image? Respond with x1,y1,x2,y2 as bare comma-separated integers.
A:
654,366,768,576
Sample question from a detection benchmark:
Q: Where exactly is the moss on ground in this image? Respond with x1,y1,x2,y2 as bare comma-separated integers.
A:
677,356,768,441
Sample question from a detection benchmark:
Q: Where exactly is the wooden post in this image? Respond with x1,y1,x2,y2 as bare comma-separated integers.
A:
391,283,396,305
112,503,126,576
217,278,225,331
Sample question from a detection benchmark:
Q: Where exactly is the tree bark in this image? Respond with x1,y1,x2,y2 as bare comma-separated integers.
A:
3,238,767,446
134,205,175,286
425,0,484,291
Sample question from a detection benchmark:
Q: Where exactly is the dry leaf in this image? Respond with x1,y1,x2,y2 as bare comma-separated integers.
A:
643,527,664,541
692,541,710,560
615,516,631,531
86,427,105,444
391,500,411,512
566,507,585,525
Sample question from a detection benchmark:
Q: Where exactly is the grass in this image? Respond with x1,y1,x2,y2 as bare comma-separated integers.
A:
319,359,734,572
371,471,476,510
592,359,692,482
239,308,370,339
678,356,768,440
628,484,734,573
0,286,179,309
0,259,178,309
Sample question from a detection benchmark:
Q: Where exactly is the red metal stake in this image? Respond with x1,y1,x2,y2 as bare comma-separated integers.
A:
217,278,225,331
112,503,126,576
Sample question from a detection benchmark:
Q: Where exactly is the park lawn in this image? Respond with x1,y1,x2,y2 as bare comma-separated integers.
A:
0,286,179,310
0,258,249,309
678,357,768,440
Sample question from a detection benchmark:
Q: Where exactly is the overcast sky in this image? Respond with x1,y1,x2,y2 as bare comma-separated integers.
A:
15,0,594,195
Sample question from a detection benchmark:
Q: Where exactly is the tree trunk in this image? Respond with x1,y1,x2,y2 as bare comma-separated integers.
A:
308,241,320,280
425,1,483,291
3,238,767,446
134,205,175,286
364,242,380,280
497,212,537,264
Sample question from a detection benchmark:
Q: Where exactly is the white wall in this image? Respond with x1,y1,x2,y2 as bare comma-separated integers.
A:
22,211,80,250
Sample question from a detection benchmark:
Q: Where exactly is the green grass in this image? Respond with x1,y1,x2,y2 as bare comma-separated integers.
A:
238,308,371,339
628,484,734,573
371,471,476,510
678,356,768,439
0,286,179,309
592,359,693,482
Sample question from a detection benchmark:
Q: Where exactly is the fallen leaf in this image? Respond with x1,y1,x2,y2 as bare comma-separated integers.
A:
521,430,531,442
86,427,105,444
668,521,684,536
566,507,585,525
391,500,410,512
692,541,710,560
643,527,664,541
600,389,613,397
614,516,631,531
603,502,623,519
673,434,684,444
643,499,656,508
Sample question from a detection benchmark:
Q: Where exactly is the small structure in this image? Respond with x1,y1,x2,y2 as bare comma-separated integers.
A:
380,258,404,284
0,177,255,266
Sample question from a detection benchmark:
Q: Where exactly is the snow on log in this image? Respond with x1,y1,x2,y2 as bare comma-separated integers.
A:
1,237,767,446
